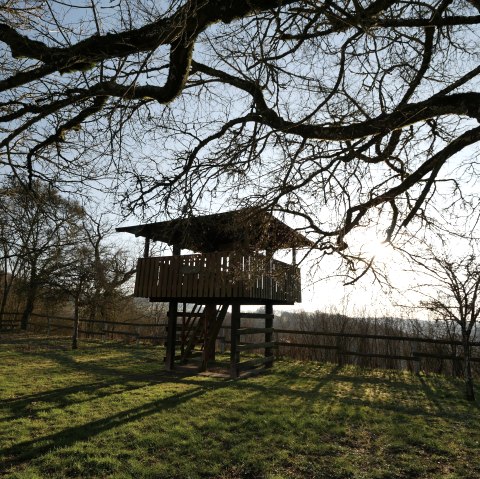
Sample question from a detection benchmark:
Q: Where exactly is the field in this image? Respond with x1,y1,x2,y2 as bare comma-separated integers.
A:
1,332,479,479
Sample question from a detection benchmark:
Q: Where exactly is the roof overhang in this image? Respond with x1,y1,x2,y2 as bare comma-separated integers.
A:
116,208,314,253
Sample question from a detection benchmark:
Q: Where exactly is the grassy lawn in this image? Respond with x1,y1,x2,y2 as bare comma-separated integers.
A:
1,332,480,479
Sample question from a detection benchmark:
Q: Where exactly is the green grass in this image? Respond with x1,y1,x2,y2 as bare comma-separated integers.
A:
1,332,480,479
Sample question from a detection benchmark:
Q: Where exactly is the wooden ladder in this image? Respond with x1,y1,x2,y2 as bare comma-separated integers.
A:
179,303,229,367
200,304,229,370
177,303,205,362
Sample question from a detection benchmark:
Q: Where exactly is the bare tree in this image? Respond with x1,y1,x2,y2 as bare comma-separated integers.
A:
408,248,480,401
81,213,136,327
48,212,135,348
0,217,22,325
1,1,480,274
0,176,84,329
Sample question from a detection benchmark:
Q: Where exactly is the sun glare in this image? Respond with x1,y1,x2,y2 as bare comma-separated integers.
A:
356,231,394,264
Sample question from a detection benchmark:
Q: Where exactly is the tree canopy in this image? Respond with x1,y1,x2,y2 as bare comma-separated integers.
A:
1,0,480,264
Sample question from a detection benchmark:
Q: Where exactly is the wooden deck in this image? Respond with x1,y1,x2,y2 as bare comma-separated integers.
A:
134,252,301,304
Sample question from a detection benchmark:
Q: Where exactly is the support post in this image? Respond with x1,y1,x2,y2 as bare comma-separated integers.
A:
165,301,178,371
230,303,241,379
143,237,150,258
265,303,274,368
165,243,181,370
201,304,217,371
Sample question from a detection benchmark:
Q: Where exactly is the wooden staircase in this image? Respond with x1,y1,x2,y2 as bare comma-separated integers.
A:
168,303,229,369
165,302,276,377
178,303,205,362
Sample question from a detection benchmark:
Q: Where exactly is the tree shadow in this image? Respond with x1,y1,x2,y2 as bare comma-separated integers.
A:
1,382,213,472
1,379,160,422
13,347,164,381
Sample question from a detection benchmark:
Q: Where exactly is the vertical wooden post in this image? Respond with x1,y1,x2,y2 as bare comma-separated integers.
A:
292,246,297,266
165,243,181,370
165,301,178,371
143,237,150,258
180,302,186,358
265,302,274,368
201,303,217,371
230,303,241,379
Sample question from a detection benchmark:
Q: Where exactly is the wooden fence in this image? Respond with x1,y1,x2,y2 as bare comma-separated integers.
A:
271,327,480,375
1,311,479,376
0,312,167,344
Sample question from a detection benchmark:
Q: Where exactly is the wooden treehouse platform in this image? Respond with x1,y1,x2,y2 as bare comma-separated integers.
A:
117,208,312,378
134,252,301,304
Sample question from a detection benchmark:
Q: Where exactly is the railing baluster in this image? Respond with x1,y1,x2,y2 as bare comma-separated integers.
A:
133,252,300,303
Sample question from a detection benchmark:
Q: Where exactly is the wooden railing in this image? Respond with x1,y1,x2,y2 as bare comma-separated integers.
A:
134,252,301,303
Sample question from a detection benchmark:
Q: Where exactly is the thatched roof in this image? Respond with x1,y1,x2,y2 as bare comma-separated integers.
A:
116,208,313,253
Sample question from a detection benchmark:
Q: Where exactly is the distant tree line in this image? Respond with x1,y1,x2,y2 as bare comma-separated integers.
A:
0,176,139,347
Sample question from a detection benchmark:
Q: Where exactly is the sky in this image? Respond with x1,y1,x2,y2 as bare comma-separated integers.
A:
7,1,479,321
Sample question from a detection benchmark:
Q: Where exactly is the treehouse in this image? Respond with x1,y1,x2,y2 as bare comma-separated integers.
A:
116,208,312,378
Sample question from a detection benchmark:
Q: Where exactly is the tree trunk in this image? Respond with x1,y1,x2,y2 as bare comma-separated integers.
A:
462,333,475,401
0,277,11,329
72,296,80,350
20,287,36,330
0,257,8,328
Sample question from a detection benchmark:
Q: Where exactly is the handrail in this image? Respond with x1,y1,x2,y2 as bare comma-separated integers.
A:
134,252,301,302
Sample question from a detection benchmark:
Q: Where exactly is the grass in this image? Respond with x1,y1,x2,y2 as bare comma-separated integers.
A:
1,332,480,478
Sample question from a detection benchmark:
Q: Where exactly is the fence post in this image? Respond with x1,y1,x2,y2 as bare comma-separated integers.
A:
336,335,344,366
411,344,420,375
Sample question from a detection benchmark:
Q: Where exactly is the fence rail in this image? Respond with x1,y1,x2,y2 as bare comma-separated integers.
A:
0,312,167,343
1,311,479,376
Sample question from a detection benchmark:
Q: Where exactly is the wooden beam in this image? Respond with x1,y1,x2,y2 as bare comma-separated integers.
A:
165,300,178,370
237,341,275,351
200,303,217,370
143,237,150,258
265,303,274,368
238,327,274,335
230,304,240,379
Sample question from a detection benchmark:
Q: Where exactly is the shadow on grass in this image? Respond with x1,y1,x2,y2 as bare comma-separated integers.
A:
7,345,163,381
1,378,165,422
212,366,476,421
0,364,342,472
1,382,210,472
2,336,478,476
